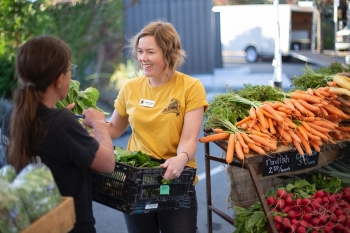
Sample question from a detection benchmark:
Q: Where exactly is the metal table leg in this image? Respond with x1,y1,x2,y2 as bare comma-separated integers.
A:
246,163,278,233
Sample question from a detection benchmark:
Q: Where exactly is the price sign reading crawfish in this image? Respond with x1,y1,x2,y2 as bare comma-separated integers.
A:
262,153,292,177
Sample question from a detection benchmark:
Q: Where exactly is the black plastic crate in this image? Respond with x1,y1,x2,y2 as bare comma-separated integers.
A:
91,160,196,214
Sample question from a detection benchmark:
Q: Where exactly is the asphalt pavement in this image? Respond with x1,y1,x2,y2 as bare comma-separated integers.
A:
93,53,348,233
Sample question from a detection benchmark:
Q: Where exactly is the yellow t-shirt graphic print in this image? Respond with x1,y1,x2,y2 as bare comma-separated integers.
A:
163,98,181,116
114,71,208,173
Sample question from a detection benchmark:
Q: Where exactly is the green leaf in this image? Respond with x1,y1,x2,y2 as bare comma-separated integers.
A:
245,211,265,231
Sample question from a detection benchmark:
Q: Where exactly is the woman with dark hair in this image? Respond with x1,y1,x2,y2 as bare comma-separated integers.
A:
108,20,208,233
1,35,115,233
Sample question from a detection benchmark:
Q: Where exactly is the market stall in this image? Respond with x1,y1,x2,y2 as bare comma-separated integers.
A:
203,135,349,233
200,63,350,233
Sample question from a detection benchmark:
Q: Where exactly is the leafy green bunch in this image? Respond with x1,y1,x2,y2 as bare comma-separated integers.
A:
114,146,160,168
56,80,109,116
290,62,350,91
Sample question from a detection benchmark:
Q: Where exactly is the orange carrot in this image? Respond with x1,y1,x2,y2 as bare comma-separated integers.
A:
277,125,293,143
261,103,284,123
252,123,261,132
295,131,312,155
299,116,315,122
226,134,236,164
268,117,276,134
313,89,324,99
235,140,245,161
309,141,321,152
330,99,341,106
260,108,275,119
307,122,331,133
250,107,257,120
288,129,301,143
291,92,320,103
319,106,329,117
292,139,304,156
284,99,296,111
336,125,350,133
236,116,252,126
301,121,312,131
247,142,266,155
212,128,224,133
251,130,271,139
301,126,321,141
291,99,308,115
297,99,320,113
257,122,269,134
236,132,248,149
256,108,267,129
312,120,335,130
284,117,297,129
241,132,254,144
250,134,277,151
249,118,258,129
297,126,308,141
309,128,328,141
199,132,230,143
243,147,249,154
323,105,349,119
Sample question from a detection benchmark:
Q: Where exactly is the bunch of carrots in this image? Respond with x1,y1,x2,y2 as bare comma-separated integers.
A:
199,86,350,164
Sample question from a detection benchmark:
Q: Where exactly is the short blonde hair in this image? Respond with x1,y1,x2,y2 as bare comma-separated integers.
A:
128,20,186,73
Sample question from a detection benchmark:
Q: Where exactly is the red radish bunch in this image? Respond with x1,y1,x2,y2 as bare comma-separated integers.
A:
266,187,350,233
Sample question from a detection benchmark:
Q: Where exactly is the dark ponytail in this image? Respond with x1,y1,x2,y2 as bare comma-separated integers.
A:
7,35,71,172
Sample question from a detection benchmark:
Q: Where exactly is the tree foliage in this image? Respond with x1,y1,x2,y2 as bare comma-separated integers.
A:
0,0,125,98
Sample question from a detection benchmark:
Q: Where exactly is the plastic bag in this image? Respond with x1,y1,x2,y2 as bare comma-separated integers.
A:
0,179,31,233
12,163,62,222
0,165,17,183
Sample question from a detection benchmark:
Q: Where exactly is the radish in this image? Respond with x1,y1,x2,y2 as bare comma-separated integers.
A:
285,196,293,206
346,218,350,227
274,215,283,223
302,198,310,206
277,189,287,199
316,190,325,198
266,196,276,206
276,199,285,210
310,218,319,226
281,218,290,229
295,198,303,206
322,196,329,205
287,210,297,219
296,225,306,233
283,205,292,213
302,212,312,222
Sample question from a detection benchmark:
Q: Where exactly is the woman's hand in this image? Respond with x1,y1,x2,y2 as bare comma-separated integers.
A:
65,103,75,110
160,154,188,180
81,108,107,129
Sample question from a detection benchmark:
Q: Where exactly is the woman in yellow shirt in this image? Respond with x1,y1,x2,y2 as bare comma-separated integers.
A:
108,20,208,233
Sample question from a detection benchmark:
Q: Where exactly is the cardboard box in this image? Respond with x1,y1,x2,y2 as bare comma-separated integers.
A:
21,197,75,233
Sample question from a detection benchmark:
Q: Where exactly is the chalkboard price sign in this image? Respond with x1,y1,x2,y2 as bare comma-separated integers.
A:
290,150,319,171
262,150,319,177
262,153,293,177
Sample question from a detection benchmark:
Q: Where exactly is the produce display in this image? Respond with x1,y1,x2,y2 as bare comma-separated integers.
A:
233,175,350,233
200,62,350,233
0,163,62,232
200,63,350,164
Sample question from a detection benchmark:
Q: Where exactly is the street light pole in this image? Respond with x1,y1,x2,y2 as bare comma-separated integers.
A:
271,0,282,89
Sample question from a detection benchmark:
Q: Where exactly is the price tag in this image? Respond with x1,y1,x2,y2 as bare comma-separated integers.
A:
290,150,319,171
262,153,292,177
160,185,170,195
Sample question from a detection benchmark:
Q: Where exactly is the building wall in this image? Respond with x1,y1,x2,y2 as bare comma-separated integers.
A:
123,0,221,75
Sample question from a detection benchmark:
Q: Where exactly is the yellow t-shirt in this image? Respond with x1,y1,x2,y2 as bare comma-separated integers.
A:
114,71,208,171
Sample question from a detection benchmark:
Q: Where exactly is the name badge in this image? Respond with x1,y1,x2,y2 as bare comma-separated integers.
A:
139,99,155,108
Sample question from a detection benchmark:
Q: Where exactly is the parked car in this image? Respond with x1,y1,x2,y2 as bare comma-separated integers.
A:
336,26,350,51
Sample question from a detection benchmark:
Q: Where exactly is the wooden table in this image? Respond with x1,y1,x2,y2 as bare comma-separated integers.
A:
203,131,349,233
